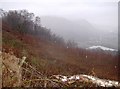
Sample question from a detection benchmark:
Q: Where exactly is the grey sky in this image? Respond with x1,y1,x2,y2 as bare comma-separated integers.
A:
0,0,119,28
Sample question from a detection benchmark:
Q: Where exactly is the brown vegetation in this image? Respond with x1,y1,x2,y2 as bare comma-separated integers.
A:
2,24,118,81
1,9,119,87
2,52,119,87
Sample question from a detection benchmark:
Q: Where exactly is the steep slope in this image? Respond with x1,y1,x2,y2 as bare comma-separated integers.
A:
2,24,118,81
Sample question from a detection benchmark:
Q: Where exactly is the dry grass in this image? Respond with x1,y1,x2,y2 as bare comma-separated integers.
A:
2,25,118,83
2,52,119,87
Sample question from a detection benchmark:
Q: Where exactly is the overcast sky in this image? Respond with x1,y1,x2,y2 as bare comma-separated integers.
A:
0,0,119,28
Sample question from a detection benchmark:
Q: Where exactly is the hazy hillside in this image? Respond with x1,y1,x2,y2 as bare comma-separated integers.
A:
1,10,119,87
41,16,97,48
41,16,118,49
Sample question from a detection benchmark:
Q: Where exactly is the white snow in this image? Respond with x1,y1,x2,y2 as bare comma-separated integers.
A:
61,76,68,82
87,46,117,51
53,75,68,82
69,76,75,80
81,74,119,87
76,75,80,80
68,75,80,80
61,78,67,82
53,74,120,87
82,75,96,81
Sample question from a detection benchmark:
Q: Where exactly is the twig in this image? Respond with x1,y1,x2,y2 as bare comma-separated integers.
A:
23,62,42,76
22,67,42,79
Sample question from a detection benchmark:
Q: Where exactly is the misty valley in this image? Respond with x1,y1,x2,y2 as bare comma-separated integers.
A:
0,1,119,88
41,16,118,50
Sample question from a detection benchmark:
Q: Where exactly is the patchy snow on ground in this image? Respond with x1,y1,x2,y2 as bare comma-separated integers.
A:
53,74,120,87
86,46,117,51
81,74,119,87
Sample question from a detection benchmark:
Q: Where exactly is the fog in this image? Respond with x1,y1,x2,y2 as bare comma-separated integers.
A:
0,0,118,27
0,0,118,49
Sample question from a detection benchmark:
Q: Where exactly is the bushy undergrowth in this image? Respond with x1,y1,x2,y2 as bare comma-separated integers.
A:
1,9,118,81
2,28,118,81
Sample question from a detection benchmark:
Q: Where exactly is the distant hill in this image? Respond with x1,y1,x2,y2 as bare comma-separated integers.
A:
41,16,118,49
41,16,97,48
86,46,117,51
86,46,118,55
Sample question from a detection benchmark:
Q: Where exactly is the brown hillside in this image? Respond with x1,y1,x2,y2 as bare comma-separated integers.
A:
2,23,118,81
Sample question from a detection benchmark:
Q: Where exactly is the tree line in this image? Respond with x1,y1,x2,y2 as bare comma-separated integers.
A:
1,9,77,48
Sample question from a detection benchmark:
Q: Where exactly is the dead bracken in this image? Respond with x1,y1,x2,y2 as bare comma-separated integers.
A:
2,52,120,87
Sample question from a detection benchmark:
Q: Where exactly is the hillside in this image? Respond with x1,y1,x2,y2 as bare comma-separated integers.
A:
41,16,118,49
2,52,120,87
1,10,119,87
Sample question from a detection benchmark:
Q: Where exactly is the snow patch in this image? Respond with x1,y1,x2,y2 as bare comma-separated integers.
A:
81,74,119,87
86,46,117,51
61,76,67,82
53,74,120,87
